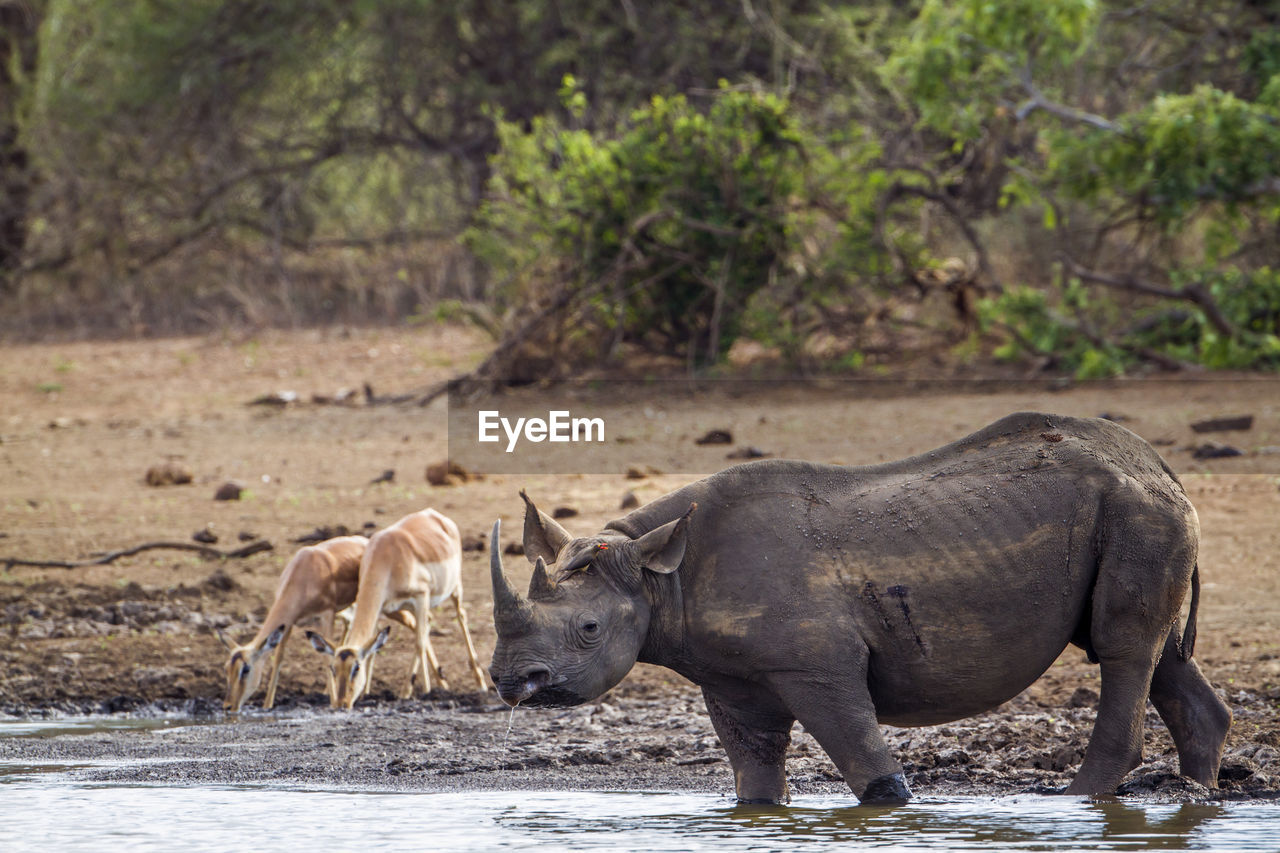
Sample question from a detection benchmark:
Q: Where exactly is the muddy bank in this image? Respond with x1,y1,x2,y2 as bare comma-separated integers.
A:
4,682,1278,802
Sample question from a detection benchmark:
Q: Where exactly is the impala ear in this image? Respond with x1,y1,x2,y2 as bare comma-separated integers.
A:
362,625,391,660
634,503,696,575
306,630,335,656
253,625,286,655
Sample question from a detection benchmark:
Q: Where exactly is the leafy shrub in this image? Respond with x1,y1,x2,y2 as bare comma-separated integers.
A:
470,83,810,367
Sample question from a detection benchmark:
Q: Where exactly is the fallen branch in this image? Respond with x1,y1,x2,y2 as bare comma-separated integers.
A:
3,539,273,570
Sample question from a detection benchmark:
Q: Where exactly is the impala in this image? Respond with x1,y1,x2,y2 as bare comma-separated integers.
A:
219,535,374,712
308,508,488,707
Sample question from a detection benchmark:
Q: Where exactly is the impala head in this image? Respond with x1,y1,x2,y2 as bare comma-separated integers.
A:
217,625,285,713
488,491,694,708
306,626,389,709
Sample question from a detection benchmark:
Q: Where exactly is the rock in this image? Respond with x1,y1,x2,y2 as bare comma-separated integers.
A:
1066,686,1098,708
461,533,486,553
1192,442,1244,459
695,429,733,446
1190,414,1254,433
726,446,770,460
292,525,351,544
213,480,245,501
504,542,525,556
426,460,480,487
369,469,395,485
248,390,298,406
1219,758,1259,783
620,491,640,510
203,569,238,593
192,528,218,544
552,507,578,519
626,464,662,480
237,530,258,542
144,461,193,486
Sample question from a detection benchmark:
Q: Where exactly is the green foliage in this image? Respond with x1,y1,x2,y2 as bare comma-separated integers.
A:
886,0,1099,140
1130,267,1280,369
1050,85,1280,224
979,284,1128,379
472,86,812,366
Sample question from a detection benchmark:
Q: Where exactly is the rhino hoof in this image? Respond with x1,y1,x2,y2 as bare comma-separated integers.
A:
860,773,912,805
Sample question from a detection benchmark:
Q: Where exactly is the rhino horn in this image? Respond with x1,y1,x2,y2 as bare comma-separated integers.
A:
529,555,556,599
490,520,533,629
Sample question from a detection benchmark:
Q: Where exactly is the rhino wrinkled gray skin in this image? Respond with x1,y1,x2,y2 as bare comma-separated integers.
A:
488,412,1232,805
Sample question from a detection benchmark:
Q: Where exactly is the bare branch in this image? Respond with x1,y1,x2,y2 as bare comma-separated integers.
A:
3,539,273,570
1058,254,1235,337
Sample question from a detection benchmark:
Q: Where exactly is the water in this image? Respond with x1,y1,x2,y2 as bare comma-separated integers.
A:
0,715,196,739
1,718,1277,850
0,781,1277,851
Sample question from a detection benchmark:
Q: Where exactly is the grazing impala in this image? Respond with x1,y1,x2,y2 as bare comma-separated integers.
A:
307,508,489,708
219,535,371,712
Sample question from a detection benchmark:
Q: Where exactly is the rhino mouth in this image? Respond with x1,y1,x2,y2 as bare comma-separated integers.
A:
495,675,586,708
518,684,588,708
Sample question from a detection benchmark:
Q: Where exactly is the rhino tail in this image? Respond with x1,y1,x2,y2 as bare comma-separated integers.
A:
1179,562,1199,662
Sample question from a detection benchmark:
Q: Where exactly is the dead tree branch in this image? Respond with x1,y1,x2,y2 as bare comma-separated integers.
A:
1059,254,1235,337
3,539,273,570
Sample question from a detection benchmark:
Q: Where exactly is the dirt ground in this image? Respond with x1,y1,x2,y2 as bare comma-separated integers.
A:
1,326,1278,800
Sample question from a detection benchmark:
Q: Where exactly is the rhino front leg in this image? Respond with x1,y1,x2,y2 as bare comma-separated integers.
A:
702,689,793,805
768,672,910,804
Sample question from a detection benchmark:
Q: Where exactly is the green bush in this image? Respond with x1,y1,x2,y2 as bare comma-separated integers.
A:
470,83,809,367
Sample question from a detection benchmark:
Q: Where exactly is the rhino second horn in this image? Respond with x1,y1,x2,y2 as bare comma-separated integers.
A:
529,555,556,598
489,520,533,628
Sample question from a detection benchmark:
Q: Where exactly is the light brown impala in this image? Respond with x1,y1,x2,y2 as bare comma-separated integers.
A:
307,508,489,708
218,535,414,712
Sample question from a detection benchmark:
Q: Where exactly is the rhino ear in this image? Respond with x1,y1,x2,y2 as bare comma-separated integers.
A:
521,489,572,564
634,503,695,575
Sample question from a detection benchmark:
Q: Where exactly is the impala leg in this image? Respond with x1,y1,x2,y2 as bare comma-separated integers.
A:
702,688,794,804
1148,629,1231,788
263,624,293,710
418,599,448,693
452,589,489,691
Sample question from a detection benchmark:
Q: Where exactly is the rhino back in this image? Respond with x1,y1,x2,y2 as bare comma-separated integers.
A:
615,412,1194,724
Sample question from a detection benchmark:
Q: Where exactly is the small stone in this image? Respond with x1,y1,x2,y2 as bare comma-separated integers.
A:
1192,442,1244,459
192,528,218,544
214,481,245,501
695,429,733,446
504,542,525,556
248,390,298,406
145,461,194,486
426,460,480,486
620,491,640,510
552,507,578,519
726,446,770,459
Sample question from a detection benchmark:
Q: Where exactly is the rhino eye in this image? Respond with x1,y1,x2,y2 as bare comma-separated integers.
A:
583,621,599,634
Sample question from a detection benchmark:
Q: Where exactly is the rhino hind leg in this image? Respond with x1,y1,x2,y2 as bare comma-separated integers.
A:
1067,506,1199,796
1148,629,1232,788
1066,657,1158,794
702,689,793,804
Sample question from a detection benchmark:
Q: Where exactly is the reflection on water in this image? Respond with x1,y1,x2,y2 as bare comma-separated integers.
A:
0,715,199,739
0,785,1277,852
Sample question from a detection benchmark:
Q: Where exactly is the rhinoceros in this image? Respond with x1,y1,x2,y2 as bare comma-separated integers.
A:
487,412,1231,804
